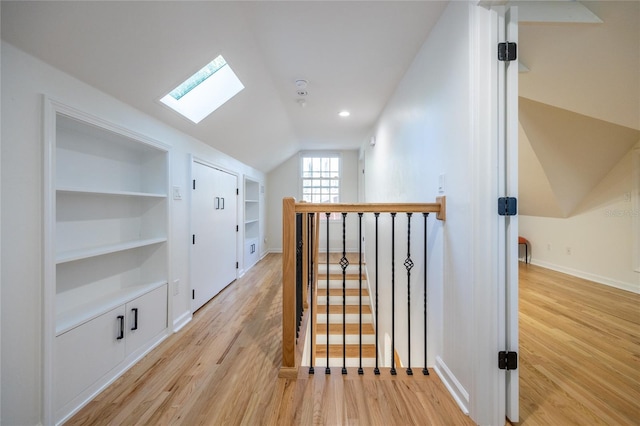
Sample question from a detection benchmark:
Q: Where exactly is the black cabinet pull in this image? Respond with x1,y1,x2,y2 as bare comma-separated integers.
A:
221,197,225,210
131,308,138,331
117,315,124,340
215,197,220,209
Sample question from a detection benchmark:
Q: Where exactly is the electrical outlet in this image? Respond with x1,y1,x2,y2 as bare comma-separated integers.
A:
173,279,180,296
547,243,552,251
624,192,631,202
566,247,572,255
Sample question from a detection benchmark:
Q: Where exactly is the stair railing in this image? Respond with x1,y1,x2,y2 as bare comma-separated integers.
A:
280,197,446,378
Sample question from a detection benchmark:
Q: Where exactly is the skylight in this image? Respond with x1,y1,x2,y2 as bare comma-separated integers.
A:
160,55,244,124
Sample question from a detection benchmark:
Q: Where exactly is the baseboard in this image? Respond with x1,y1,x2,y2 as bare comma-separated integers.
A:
173,310,192,333
531,259,639,294
434,356,469,415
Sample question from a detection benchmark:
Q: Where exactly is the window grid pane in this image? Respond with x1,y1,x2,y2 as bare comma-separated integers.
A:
301,155,340,204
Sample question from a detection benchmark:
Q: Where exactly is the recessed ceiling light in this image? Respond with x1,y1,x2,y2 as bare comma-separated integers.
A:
339,111,351,117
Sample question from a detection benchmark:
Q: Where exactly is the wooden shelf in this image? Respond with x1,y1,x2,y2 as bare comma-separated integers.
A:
56,237,167,264
56,280,167,336
57,187,167,198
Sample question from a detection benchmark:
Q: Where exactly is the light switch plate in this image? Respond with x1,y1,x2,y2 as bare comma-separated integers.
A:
173,186,182,200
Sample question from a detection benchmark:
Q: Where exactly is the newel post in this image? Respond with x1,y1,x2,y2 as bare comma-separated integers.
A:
280,197,298,377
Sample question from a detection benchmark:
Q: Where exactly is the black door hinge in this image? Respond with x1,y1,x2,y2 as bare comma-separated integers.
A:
236,225,239,232
498,197,517,216
498,351,518,370
498,42,517,62
193,179,196,190
192,289,195,300
236,188,239,195
236,262,239,269
192,234,196,244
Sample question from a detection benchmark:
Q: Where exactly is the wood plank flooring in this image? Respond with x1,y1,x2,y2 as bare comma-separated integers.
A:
66,254,472,425
66,255,639,425
516,263,640,425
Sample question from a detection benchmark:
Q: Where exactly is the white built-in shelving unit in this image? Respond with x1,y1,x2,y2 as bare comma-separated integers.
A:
44,100,170,425
244,177,260,270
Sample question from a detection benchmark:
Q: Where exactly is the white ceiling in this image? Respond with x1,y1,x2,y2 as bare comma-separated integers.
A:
0,0,447,172
2,1,638,217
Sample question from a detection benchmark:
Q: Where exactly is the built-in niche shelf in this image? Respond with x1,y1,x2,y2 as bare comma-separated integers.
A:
244,178,261,270
44,101,171,425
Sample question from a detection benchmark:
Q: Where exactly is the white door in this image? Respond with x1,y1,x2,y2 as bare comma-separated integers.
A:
497,5,520,423
191,161,238,312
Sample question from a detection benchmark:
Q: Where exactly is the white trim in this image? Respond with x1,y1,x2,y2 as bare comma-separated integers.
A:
531,259,640,295
298,152,342,205
172,311,193,333
435,356,470,415
633,148,640,273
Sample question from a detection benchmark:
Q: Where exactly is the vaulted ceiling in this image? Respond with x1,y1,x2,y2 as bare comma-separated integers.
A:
0,0,446,172
1,1,639,218
518,1,640,217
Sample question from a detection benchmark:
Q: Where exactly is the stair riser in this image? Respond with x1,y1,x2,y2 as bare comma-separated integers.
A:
315,335,376,345
320,265,365,274
317,296,370,305
317,280,367,290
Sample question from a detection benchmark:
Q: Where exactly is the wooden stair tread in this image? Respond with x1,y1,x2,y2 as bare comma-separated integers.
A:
316,344,377,358
321,288,369,297
317,305,372,314
317,273,365,280
316,323,374,335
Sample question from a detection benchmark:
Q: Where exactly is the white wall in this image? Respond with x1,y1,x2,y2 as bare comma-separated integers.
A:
266,150,359,252
520,144,640,293
1,41,265,425
361,2,504,424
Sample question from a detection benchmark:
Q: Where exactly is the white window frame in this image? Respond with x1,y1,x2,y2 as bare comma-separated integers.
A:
299,152,342,219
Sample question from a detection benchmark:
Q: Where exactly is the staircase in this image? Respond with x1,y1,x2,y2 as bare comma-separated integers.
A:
314,253,377,368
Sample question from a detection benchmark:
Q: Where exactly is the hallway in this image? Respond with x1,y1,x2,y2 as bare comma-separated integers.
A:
66,254,472,425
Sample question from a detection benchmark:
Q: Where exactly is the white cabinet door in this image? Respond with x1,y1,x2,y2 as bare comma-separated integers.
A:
212,168,238,294
191,161,237,311
125,285,168,357
55,306,126,413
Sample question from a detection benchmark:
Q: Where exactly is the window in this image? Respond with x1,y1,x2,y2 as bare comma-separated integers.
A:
160,55,244,124
301,154,341,203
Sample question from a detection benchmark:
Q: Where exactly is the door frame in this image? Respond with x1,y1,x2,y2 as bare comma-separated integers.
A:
497,5,520,423
468,3,519,424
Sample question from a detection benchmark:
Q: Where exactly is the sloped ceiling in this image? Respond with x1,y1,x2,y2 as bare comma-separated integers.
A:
519,97,639,217
0,1,447,172
517,0,640,217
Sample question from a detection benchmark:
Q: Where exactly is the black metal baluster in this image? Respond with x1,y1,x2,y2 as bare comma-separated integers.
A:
340,212,349,375
325,212,331,375
390,212,397,376
423,213,430,375
309,213,315,374
358,212,364,375
405,213,414,376
296,213,303,338
374,213,380,375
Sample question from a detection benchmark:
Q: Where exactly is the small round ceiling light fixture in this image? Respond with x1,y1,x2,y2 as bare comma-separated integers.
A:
295,79,308,89
338,110,351,118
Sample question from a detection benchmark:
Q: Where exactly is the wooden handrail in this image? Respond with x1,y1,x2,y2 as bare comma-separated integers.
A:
279,196,445,377
291,198,446,220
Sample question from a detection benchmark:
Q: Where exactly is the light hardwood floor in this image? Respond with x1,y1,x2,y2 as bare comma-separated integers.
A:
67,255,639,425
66,253,472,425
516,263,640,425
